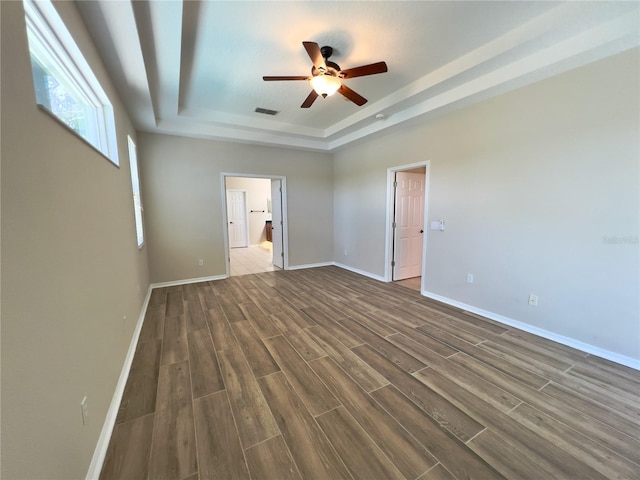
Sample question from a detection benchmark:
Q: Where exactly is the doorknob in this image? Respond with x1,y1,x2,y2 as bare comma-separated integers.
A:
229,221,234,224
420,229,424,233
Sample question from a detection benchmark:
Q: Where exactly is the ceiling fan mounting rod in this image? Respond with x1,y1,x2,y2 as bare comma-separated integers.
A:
312,45,341,76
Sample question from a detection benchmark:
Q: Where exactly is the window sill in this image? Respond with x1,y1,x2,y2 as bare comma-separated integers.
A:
37,104,119,168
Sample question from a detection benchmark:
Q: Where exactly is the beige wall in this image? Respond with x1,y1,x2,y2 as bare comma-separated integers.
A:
334,48,639,361
138,133,333,283
226,176,272,244
1,2,150,478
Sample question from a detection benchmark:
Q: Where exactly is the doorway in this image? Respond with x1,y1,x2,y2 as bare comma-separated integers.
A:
385,162,429,290
222,173,288,277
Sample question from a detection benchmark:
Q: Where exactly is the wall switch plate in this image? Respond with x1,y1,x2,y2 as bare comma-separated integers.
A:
198,259,204,266
466,273,474,284
80,396,88,425
528,294,538,306
344,250,348,256
431,220,445,231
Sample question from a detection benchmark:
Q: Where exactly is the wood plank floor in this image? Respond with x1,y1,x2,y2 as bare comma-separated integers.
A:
101,266,640,480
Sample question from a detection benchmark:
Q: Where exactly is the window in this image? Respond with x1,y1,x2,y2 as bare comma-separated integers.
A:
128,136,144,248
23,0,119,165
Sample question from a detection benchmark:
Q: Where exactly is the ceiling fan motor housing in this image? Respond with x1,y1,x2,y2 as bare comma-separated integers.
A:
311,46,342,77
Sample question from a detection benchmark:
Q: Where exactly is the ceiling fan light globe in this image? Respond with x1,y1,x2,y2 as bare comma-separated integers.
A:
310,75,341,97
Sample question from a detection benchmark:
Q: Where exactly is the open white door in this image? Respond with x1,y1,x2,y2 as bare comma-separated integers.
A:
270,179,284,268
393,172,425,280
227,190,248,248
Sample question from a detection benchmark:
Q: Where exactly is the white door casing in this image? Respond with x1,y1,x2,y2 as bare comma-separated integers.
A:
271,179,284,268
221,173,288,278
227,190,248,248
393,172,425,280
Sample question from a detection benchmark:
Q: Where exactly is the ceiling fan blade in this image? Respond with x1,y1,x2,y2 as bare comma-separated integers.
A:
340,61,388,79
301,90,319,108
263,76,309,81
338,84,367,106
303,41,326,71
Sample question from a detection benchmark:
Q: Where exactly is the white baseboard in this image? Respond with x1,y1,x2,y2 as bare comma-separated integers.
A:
288,261,334,271
150,274,227,288
422,290,640,371
86,286,153,480
333,262,386,282
324,262,639,369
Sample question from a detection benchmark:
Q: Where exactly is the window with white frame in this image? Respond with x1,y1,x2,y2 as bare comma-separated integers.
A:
23,0,119,165
127,136,144,248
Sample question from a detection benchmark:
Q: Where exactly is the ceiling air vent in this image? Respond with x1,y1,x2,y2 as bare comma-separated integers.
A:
255,107,279,116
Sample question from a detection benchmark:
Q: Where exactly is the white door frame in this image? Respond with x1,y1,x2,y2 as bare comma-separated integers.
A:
221,173,289,278
384,161,430,291
270,179,284,269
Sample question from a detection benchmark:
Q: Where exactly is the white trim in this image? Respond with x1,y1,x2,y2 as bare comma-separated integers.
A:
334,262,386,282
422,290,640,371
288,261,334,271
85,286,153,479
384,161,430,284
150,274,228,289
331,260,639,369
127,136,145,248
278,178,290,270
221,174,231,278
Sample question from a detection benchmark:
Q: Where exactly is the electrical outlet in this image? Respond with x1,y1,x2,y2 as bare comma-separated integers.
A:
466,273,474,284
198,259,204,266
344,249,348,256
80,396,88,425
528,294,538,307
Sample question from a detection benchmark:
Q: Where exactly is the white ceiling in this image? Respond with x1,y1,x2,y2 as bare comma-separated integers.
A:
76,1,639,152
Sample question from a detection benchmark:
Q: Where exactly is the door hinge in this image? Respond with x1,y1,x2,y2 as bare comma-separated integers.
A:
391,260,396,267
281,252,284,257
392,222,396,229
393,181,398,187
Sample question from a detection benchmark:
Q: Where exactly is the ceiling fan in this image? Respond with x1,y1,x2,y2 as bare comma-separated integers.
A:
263,41,388,108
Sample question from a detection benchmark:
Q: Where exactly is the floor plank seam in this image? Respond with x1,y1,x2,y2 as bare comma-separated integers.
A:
506,401,524,415
241,433,282,452
537,380,552,391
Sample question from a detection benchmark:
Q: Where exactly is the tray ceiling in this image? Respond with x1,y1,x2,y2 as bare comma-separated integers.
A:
77,1,639,151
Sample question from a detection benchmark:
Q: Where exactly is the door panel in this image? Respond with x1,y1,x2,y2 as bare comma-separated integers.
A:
227,190,248,248
393,172,425,280
270,180,284,268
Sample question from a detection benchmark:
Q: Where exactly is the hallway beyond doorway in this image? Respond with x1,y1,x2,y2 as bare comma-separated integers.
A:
229,242,280,276
394,276,421,291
